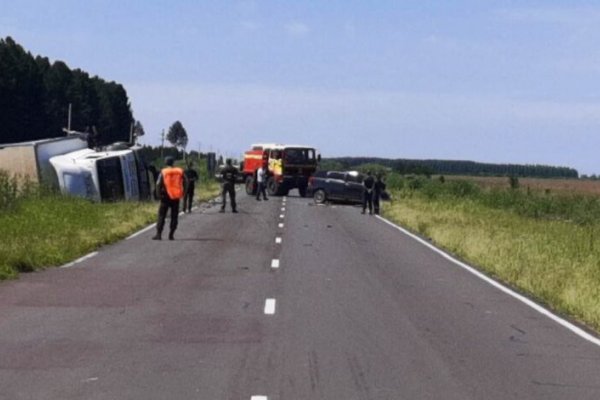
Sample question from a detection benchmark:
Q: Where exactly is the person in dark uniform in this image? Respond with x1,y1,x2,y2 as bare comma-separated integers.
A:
183,162,199,213
373,173,386,215
362,171,375,215
147,164,159,200
220,159,238,213
153,156,187,240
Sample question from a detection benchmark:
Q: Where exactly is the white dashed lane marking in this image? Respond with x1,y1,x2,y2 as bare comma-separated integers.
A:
275,237,282,244
278,223,284,228
251,396,268,400
264,299,276,315
279,214,284,219
271,259,280,269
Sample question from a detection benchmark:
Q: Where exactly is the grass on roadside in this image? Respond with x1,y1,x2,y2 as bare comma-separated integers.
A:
382,190,600,331
0,175,221,280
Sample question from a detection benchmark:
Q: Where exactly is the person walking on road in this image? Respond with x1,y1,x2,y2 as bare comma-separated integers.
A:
362,171,375,215
183,162,199,213
255,163,269,201
220,159,238,213
373,173,386,215
153,156,186,240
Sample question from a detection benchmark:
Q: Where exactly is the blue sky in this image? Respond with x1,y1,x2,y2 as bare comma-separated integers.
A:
2,1,599,174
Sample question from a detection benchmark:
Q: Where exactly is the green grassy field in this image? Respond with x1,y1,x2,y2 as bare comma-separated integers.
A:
382,178,600,331
0,173,220,280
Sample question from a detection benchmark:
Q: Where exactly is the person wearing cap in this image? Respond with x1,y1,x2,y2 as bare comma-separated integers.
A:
152,156,187,240
220,159,238,213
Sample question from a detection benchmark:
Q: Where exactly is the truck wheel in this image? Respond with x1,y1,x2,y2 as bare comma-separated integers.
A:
245,176,257,195
267,177,279,196
313,189,326,204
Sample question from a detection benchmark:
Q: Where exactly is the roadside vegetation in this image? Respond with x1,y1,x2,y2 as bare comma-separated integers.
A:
0,168,220,280
380,174,600,331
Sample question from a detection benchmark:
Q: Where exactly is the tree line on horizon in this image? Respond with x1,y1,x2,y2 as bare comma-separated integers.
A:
325,157,579,179
0,36,133,146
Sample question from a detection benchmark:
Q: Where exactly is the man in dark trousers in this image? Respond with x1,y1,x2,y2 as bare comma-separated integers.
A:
373,173,386,215
152,156,186,240
220,159,238,213
183,162,199,213
362,171,375,215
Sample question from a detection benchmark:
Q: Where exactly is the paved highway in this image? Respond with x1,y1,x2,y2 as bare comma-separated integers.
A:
1,192,600,399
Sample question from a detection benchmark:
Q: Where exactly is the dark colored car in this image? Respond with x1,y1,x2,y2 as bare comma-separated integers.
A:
307,170,366,204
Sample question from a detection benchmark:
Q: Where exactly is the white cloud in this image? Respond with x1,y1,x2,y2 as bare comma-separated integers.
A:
127,83,600,132
284,21,310,36
126,82,600,174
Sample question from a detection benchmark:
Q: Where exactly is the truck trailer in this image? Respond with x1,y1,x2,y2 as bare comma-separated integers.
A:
0,135,151,202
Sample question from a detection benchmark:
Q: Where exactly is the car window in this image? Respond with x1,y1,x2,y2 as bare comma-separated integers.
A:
346,173,363,183
328,172,345,180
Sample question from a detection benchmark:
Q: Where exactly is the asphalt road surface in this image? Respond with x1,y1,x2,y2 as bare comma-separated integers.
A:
2,191,600,399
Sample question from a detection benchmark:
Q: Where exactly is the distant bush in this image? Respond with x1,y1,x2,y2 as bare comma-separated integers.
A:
385,173,404,191
447,180,480,198
386,173,600,224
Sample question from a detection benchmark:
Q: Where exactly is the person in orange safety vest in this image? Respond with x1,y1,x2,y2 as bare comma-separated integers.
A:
152,156,187,240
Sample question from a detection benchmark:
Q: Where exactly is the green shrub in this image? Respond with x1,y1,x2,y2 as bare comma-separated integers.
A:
385,173,404,191
0,170,18,210
447,180,480,198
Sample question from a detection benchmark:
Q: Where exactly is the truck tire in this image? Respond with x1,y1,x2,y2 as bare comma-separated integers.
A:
313,189,326,204
246,176,257,195
267,177,279,196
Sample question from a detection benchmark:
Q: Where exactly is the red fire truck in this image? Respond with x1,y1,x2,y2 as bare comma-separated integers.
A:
242,143,320,197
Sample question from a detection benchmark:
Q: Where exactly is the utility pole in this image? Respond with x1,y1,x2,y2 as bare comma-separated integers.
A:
67,103,72,131
129,122,134,145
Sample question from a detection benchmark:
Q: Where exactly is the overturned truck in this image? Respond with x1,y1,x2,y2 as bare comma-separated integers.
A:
0,135,151,201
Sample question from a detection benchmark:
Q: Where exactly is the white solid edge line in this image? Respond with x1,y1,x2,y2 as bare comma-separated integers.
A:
271,259,280,268
264,298,276,314
126,223,157,240
375,215,600,347
60,251,98,269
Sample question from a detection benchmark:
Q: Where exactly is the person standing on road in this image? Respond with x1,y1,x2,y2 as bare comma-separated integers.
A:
373,174,386,215
362,171,375,215
183,162,199,213
153,156,186,240
220,159,238,213
255,163,269,201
